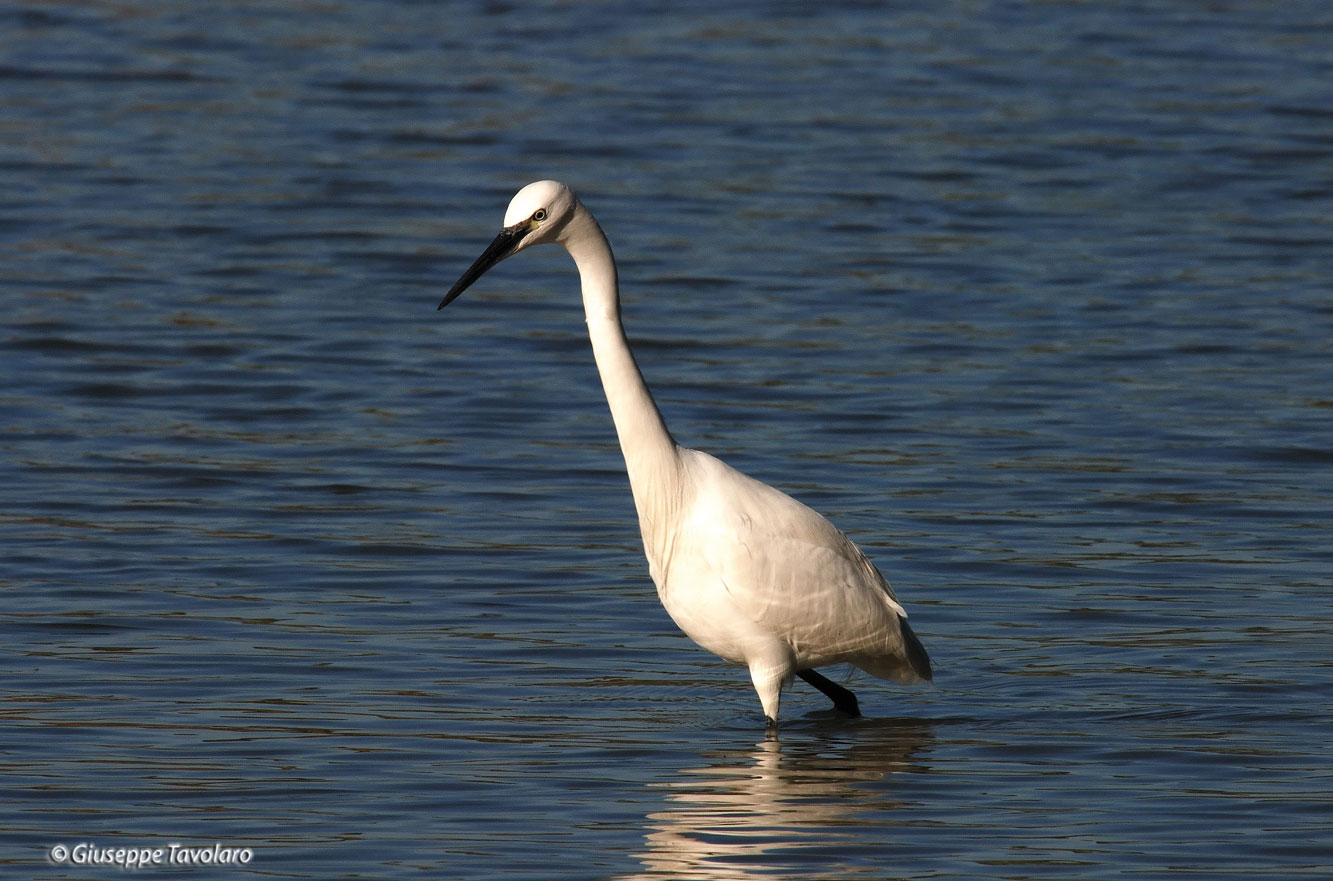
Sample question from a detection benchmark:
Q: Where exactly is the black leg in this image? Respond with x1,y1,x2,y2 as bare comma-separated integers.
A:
796,669,861,717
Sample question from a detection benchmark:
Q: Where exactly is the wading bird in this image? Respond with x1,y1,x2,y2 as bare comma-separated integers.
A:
440,181,931,727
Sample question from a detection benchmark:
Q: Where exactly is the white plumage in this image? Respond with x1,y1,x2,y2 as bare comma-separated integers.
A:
441,181,930,726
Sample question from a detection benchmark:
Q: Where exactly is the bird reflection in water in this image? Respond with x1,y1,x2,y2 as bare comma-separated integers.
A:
622,718,934,880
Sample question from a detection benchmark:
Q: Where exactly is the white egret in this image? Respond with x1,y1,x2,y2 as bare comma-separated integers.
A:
440,181,931,727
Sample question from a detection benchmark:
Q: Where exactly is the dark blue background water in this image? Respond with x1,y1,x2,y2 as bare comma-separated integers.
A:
3,1,1331,878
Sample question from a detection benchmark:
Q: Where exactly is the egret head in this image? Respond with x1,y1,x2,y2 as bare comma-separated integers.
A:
439,180,579,309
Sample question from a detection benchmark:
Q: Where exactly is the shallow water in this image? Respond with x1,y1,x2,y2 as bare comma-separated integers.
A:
3,1,1332,878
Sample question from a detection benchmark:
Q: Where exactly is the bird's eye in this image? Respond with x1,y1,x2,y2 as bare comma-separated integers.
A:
533,208,548,222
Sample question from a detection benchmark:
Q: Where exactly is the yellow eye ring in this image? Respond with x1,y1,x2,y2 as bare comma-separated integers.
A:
533,209,548,222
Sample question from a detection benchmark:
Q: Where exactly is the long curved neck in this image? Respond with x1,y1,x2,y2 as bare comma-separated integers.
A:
562,208,681,535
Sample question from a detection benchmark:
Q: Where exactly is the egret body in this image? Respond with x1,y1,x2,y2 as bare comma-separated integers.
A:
441,181,931,726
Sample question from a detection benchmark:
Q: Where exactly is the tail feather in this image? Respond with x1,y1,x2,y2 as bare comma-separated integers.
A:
854,615,933,684
899,616,932,682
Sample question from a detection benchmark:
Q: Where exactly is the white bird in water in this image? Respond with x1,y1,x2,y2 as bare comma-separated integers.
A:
439,181,931,727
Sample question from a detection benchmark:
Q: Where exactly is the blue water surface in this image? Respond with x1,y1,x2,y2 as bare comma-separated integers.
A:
2,1,1331,878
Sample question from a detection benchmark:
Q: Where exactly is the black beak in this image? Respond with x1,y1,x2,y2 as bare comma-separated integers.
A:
438,223,531,310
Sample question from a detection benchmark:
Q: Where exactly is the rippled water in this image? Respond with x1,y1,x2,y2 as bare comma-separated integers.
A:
4,1,1332,878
